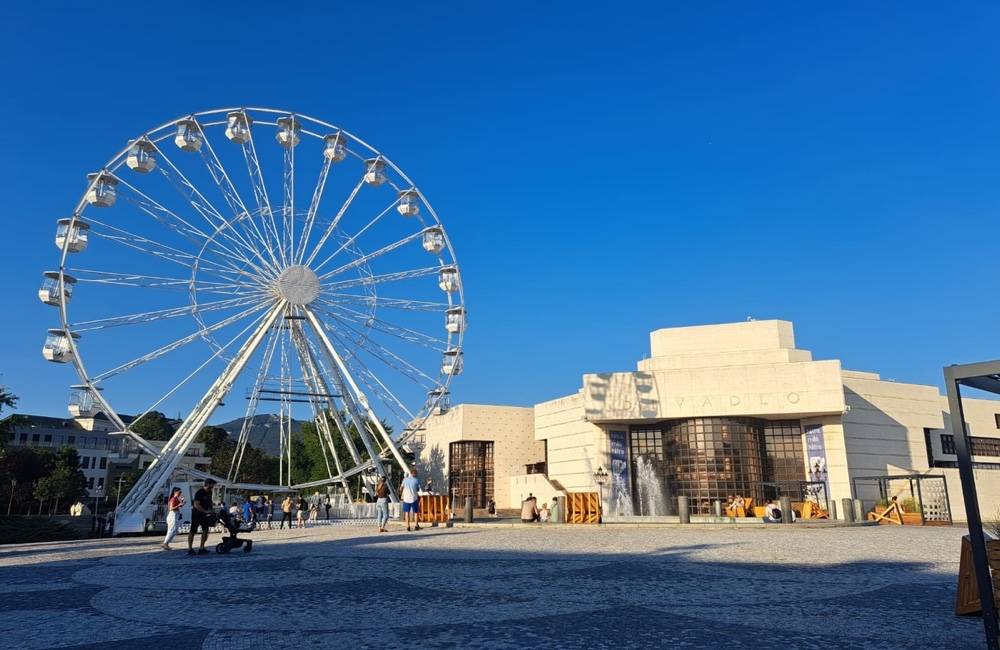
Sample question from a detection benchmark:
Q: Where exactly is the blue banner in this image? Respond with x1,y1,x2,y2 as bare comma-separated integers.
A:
609,430,631,515
804,424,829,503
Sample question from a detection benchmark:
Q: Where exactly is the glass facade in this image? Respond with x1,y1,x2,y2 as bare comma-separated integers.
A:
628,417,805,515
448,440,494,508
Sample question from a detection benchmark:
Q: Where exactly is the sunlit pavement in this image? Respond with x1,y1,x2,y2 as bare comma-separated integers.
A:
0,523,981,649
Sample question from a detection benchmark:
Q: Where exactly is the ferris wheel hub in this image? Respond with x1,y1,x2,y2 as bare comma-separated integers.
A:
275,265,320,305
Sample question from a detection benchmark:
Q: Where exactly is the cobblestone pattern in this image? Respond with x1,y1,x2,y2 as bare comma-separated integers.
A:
0,524,983,649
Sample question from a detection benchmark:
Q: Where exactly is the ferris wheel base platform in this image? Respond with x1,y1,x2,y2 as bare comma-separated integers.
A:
114,513,149,535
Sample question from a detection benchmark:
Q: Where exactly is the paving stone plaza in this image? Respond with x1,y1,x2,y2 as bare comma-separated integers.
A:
0,523,983,649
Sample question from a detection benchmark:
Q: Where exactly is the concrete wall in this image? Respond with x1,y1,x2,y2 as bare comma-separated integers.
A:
417,404,541,508
534,393,604,494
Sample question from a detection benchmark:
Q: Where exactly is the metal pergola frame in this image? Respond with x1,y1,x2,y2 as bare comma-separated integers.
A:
850,473,952,526
944,359,1000,648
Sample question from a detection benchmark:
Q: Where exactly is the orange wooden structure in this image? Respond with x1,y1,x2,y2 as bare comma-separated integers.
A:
565,492,601,524
955,536,1000,615
725,497,753,517
417,495,449,523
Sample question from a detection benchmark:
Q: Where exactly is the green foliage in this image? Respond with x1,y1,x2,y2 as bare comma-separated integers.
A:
294,411,396,484
198,426,230,458
0,386,25,451
31,445,87,513
130,411,176,441
206,430,278,486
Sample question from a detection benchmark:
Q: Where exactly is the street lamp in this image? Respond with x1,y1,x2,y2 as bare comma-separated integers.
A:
594,466,610,523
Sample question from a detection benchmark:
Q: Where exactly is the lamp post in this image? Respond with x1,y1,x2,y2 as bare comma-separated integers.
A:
594,466,610,523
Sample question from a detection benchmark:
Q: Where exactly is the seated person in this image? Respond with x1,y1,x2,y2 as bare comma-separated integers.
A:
521,497,539,523
763,501,782,523
539,503,550,522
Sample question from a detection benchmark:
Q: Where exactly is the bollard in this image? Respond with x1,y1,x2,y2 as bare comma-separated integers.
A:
779,496,793,524
853,499,864,523
464,497,474,523
713,500,722,517
830,501,838,521
678,496,690,524
841,498,855,523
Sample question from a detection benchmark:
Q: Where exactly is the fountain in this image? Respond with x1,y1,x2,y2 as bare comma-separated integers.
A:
609,474,634,517
634,455,669,516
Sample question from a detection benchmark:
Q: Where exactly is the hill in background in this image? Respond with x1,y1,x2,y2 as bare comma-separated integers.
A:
214,414,306,457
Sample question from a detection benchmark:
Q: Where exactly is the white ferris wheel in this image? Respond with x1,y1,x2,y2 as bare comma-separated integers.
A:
40,108,465,532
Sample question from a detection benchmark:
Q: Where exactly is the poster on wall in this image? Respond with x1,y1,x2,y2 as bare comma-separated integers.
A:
804,424,829,505
608,431,632,516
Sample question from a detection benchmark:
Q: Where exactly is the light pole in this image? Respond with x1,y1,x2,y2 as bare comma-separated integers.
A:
594,466,610,523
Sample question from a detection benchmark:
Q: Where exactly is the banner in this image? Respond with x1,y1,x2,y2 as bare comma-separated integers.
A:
804,424,829,504
608,430,631,516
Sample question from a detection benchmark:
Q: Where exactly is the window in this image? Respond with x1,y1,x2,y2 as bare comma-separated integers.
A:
97,478,104,490
43,434,52,444
87,477,94,490
68,435,76,444
940,434,1000,457
82,457,90,469
19,433,27,443
995,413,1000,429
99,457,107,469
449,441,494,508
629,417,768,516
31,434,40,443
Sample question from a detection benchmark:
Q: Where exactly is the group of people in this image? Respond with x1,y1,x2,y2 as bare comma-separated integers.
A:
520,493,553,523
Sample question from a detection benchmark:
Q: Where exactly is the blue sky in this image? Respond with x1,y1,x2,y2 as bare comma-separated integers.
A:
2,3,999,421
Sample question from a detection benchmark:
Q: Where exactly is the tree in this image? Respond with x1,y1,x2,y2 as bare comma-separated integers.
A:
198,426,230,458
130,411,175,441
296,411,396,484
0,386,26,452
0,447,55,514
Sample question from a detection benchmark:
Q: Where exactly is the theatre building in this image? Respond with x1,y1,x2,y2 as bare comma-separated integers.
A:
417,320,1000,521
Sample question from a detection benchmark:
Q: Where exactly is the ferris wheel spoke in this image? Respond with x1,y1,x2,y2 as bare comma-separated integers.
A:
319,308,441,387
229,323,282,484
70,294,265,332
310,197,401,275
325,293,451,312
240,124,286,268
151,144,280,276
125,306,274,435
68,269,260,296
295,156,334,265
115,177,273,280
282,139,295,264
304,306,411,474
316,229,429,282
319,301,449,350
321,266,440,293
197,126,284,271
329,329,417,429
302,177,365,267
91,301,271,383
85,217,264,287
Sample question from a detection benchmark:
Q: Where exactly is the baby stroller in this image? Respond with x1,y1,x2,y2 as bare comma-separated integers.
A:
215,507,256,554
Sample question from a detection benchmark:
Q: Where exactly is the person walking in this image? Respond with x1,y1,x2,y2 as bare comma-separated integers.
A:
187,478,216,556
161,487,184,550
296,496,307,528
324,494,332,520
280,495,293,529
375,476,390,533
308,500,319,526
399,469,421,532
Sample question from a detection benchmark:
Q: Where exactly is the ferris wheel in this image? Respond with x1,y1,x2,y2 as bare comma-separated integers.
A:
40,108,465,532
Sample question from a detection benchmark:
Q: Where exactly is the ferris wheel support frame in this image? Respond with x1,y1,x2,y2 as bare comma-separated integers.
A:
304,306,411,473
304,306,406,501
115,301,287,533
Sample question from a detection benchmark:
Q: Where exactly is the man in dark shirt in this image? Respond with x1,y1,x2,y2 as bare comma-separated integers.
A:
187,478,217,556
